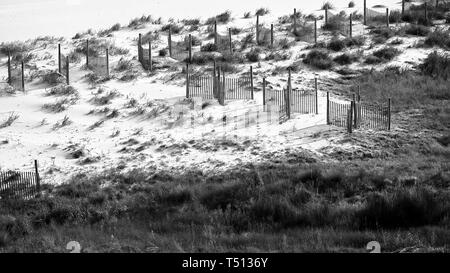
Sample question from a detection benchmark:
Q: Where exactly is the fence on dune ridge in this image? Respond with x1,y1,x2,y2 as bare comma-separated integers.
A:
0,160,41,200
138,33,154,71
186,64,254,104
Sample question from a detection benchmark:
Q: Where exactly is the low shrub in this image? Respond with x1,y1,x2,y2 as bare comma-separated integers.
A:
404,24,430,36
245,49,260,62
255,8,270,16
327,39,345,51
372,47,400,61
420,51,450,80
201,43,218,52
334,53,359,65
303,50,333,69
424,30,450,49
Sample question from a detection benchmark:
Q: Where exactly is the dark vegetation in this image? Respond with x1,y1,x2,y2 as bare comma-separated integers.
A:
303,50,333,69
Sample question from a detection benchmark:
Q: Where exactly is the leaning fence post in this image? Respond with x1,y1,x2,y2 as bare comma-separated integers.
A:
271,24,274,47
364,0,367,25
66,56,69,85
263,77,266,108
34,160,40,195
186,63,190,98
228,28,233,54
326,92,330,125
250,66,254,100
106,48,109,78
188,34,192,63
7,51,11,85
86,39,89,67
315,77,318,115
388,98,391,131
168,26,172,57
58,44,62,74
21,61,25,92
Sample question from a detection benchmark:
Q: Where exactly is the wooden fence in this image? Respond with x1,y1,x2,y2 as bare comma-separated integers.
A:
326,92,391,132
0,160,41,200
138,33,153,71
186,64,254,104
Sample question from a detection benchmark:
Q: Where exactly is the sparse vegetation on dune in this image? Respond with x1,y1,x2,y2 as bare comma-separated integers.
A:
0,112,19,129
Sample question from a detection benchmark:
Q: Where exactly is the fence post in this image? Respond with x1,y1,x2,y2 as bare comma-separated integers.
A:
138,34,142,63
314,19,318,44
352,94,357,128
388,98,391,131
315,77,318,115
7,51,11,85
293,8,297,33
217,66,221,100
213,61,217,98
364,0,367,25
348,101,354,134
256,15,260,44
186,63,189,98
271,24,274,48
326,92,330,125
58,44,62,74
168,26,172,57
350,14,353,38
424,2,428,24
250,66,254,100
86,39,89,67
436,0,439,9
325,7,329,26
106,48,109,78
386,8,390,28
402,0,405,17
34,160,40,194
263,77,266,108
228,28,233,54
287,69,292,120
214,20,218,46
66,56,69,85
149,40,152,71
188,34,192,63
21,61,25,92
221,73,225,105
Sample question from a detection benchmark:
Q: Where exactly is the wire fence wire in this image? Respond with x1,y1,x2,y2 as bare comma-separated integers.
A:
293,20,316,43
257,26,272,46
217,34,231,53
170,39,189,61
327,10,352,37
9,63,23,91
89,52,108,77
366,7,388,28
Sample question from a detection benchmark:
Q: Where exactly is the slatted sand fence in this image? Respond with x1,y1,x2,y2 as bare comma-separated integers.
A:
0,161,41,200
290,78,318,115
223,71,253,101
263,83,289,123
187,74,215,99
327,97,352,128
355,100,391,130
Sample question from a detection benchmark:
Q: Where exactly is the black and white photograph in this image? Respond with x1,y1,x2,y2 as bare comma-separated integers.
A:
0,0,449,259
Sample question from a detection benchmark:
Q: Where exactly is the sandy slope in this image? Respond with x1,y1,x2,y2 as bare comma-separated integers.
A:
0,9,447,184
